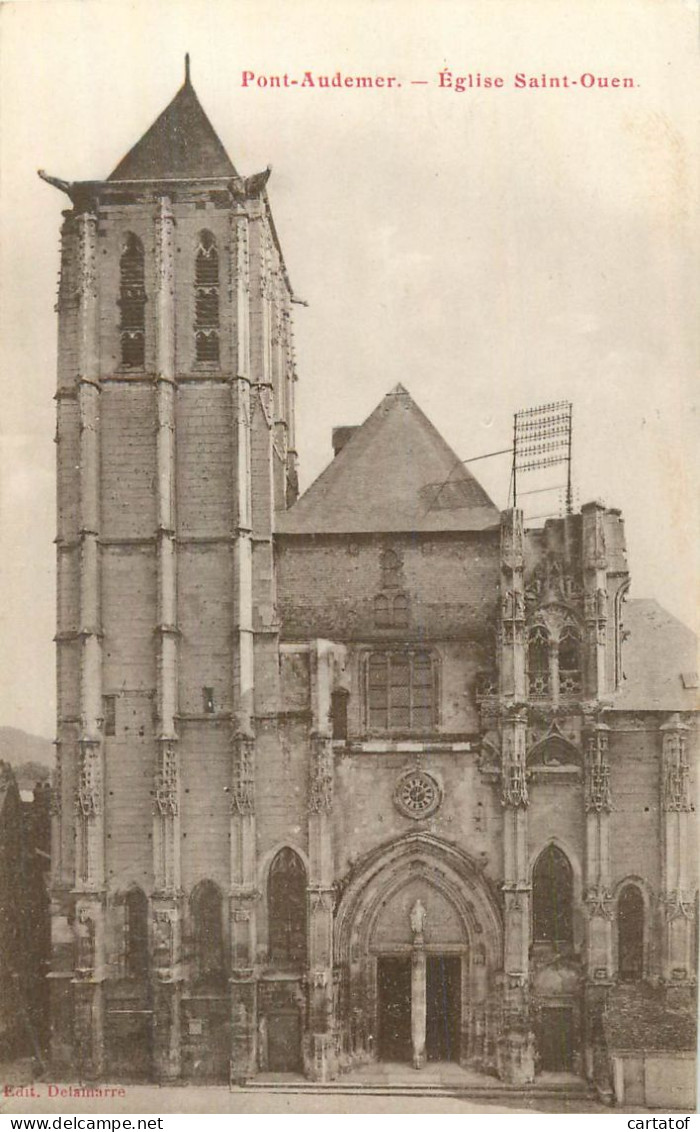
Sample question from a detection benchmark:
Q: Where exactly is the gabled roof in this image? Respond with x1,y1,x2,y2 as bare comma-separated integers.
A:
613,598,698,711
108,70,237,181
277,385,500,535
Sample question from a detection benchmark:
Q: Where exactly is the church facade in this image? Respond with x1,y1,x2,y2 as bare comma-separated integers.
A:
44,69,697,1096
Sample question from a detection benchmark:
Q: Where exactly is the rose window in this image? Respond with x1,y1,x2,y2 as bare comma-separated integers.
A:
393,769,441,820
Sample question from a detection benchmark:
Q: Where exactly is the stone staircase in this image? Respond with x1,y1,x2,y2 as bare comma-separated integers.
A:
233,1065,596,1100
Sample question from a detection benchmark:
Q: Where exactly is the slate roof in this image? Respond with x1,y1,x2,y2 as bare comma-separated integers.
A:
277,385,501,535
108,72,237,181
613,599,698,712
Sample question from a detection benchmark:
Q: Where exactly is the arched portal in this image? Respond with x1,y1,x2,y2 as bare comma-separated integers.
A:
335,833,502,1069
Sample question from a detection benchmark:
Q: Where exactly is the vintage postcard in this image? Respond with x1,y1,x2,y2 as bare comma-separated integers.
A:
0,0,697,1120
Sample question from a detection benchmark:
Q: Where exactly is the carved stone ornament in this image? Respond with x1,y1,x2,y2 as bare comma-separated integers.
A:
76,745,102,817
662,890,695,922
501,720,529,807
393,769,442,820
662,727,691,812
585,886,614,919
153,910,174,967
502,762,529,808
75,911,95,971
309,738,333,814
309,888,333,914
585,730,612,813
500,620,525,647
500,510,524,570
501,589,526,622
525,554,583,610
410,899,427,938
155,743,179,816
232,736,255,815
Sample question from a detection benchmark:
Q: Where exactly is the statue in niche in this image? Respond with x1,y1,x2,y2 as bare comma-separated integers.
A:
410,899,427,939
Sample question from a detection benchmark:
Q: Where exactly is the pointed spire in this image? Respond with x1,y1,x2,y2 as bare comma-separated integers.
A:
108,65,237,181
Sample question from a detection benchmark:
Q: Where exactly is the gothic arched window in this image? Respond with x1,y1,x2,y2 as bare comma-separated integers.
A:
268,848,307,967
366,650,436,732
528,625,550,699
194,230,220,363
532,844,573,947
380,550,401,590
125,886,149,978
119,233,145,368
374,593,390,628
393,592,409,628
559,625,582,695
190,880,225,984
618,884,644,981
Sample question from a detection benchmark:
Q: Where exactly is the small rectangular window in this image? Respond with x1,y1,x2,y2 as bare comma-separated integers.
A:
103,695,116,736
203,687,215,714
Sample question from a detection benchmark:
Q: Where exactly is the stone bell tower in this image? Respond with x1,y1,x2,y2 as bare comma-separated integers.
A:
43,59,298,1080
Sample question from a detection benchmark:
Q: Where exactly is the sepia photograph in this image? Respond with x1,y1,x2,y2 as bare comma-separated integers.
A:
0,0,697,1120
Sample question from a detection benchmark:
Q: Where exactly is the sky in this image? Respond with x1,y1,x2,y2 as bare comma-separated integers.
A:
0,0,697,739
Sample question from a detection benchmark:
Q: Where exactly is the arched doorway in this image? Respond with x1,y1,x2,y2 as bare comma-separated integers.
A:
263,848,308,1072
334,833,502,1070
531,845,578,1073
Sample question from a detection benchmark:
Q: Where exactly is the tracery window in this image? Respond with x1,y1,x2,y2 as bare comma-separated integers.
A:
618,884,644,981
124,886,149,978
190,880,225,984
380,550,401,590
119,233,145,368
528,625,550,699
532,844,574,947
373,592,409,629
374,594,390,628
559,625,582,695
392,592,409,628
268,848,307,967
194,230,220,363
366,650,436,732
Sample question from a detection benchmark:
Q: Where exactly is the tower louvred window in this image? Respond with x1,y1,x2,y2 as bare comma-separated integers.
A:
195,230,220,363
119,233,145,368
